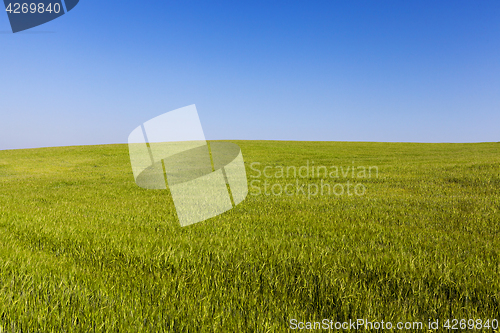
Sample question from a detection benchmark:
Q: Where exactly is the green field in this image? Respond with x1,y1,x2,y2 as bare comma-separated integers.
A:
0,141,499,332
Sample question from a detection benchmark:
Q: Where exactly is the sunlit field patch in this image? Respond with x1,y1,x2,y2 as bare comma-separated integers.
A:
0,141,499,332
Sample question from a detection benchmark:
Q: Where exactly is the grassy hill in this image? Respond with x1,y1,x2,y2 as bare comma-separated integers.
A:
0,141,499,332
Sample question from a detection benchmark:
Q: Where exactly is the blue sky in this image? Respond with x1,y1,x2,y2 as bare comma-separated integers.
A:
1,0,499,150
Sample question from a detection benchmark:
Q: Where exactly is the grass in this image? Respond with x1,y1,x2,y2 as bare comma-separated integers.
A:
0,141,499,332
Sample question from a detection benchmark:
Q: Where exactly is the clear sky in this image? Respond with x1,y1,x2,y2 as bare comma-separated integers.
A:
1,0,499,150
